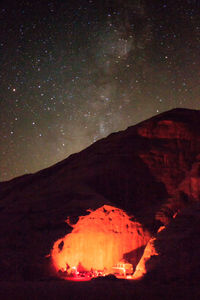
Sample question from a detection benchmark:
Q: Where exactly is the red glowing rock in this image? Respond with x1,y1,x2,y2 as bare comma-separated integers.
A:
51,205,150,274
133,226,165,279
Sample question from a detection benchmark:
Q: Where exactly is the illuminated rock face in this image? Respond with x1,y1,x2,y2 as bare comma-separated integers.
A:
178,154,200,202
51,205,151,273
133,226,165,279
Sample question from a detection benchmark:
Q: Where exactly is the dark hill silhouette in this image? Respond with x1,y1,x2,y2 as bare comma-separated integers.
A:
1,108,200,286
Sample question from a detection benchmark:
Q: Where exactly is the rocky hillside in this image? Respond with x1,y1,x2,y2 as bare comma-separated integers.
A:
1,108,200,281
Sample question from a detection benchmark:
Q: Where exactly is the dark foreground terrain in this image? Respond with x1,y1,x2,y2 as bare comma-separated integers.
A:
0,277,199,300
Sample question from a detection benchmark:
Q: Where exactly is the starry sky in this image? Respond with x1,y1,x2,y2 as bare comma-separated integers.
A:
1,0,200,181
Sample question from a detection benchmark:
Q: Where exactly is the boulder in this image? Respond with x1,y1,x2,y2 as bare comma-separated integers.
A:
51,205,150,273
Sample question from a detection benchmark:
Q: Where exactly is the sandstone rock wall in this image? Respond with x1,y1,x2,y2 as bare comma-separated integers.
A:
51,205,150,273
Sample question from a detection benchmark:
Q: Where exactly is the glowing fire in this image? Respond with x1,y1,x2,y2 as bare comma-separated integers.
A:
51,205,150,278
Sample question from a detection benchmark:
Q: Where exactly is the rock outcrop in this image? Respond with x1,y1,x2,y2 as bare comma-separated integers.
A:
51,205,150,273
144,204,200,283
1,108,200,280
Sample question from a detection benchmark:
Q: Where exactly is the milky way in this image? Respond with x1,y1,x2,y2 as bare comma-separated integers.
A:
0,0,200,181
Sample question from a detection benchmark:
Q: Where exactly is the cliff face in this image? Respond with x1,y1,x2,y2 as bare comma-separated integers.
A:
1,108,200,280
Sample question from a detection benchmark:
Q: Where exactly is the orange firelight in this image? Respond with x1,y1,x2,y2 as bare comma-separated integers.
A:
51,205,150,277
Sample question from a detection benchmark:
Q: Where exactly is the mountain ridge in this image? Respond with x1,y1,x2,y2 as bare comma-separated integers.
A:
1,107,200,282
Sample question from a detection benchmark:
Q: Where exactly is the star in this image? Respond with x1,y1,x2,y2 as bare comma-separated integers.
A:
0,0,200,181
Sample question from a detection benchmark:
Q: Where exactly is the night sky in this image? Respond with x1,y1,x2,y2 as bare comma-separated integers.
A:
1,0,200,181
